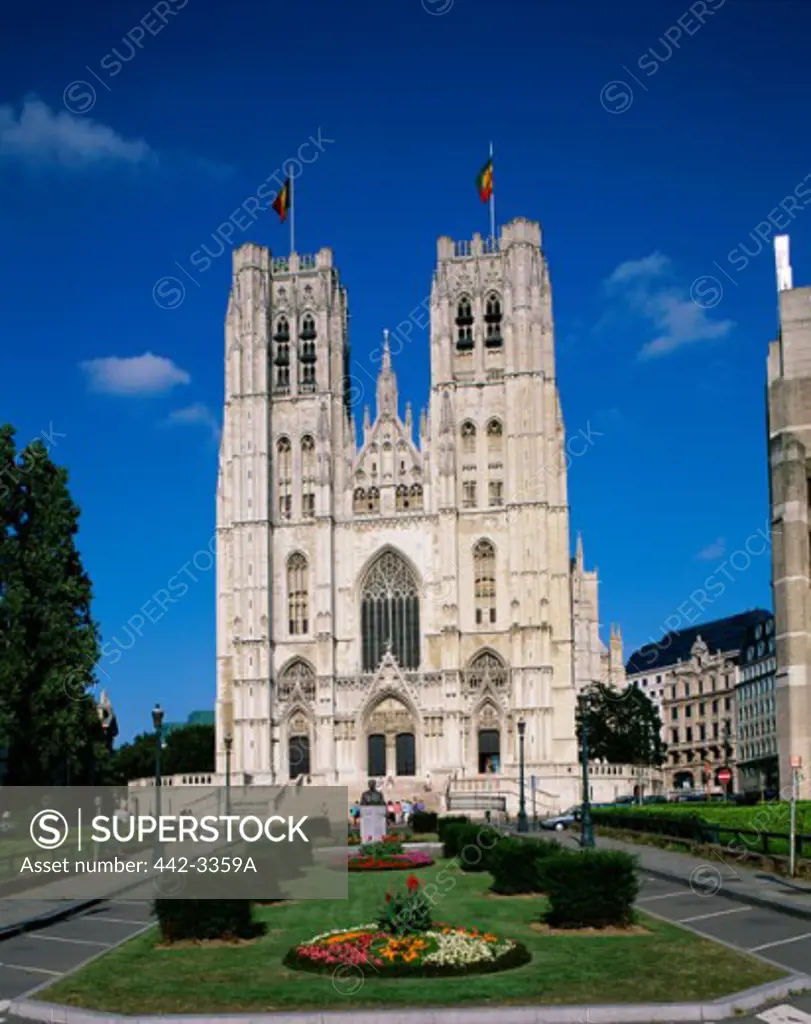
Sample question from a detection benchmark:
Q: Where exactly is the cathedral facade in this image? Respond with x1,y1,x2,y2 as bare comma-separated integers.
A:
215,217,619,811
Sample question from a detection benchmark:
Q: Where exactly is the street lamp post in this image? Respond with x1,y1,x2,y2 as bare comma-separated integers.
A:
152,704,164,855
224,734,233,816
579,694,595,848
517,719,528,833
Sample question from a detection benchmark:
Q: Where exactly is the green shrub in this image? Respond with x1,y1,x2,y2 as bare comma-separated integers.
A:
488,836,562,894
437,815,469,845
154,900,265,943
439,817,470,857
411,810,438,833
544,850,639,929
454,823,502,871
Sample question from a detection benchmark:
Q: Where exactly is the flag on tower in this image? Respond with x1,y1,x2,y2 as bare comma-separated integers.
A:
476,156,493,203
272,177,291,222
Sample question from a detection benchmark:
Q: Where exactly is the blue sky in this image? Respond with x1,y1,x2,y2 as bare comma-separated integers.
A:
2,0,809,741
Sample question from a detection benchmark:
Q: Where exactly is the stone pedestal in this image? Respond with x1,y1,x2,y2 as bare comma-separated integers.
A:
360,805,387,844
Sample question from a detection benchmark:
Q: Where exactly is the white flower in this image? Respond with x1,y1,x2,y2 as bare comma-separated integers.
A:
422,930,514,967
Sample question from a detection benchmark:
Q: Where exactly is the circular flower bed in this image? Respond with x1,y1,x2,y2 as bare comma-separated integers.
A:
285,923,530,977
349,850,434,872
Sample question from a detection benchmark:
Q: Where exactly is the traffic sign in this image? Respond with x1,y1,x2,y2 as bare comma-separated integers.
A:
718,767,732,784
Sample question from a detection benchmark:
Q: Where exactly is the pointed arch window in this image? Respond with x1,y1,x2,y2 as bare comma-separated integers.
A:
461,421,476,456
467,649,507,689
361,550,420,670
301,435,316,518
287,553,308,635
485,293,502,348
409,483,423,510
487,420,504,506
395,484,409,512
299,314,317,392
277,659,316,702
456,295,474,351
473,540,496,625
277,437,292,520
366,486,380,513
353,487,367,514
274,316,290,392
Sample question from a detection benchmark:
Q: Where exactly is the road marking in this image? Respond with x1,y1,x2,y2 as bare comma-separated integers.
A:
757,1004,811,1024
77,915,148,925
637,890,694,902
0,962,62,976
29,933,111,947
749,931,811,953
679,906,750,924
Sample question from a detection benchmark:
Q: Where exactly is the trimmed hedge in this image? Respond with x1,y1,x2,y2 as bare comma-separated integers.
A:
544,850,639,929
154,899,266,942
437,815,469,846
443,822,502,871
411,810,438,833
488,836,562,894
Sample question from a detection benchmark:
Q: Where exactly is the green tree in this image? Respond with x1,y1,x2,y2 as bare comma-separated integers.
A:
111,723,214,783
0,425,110,785
576,682,666,767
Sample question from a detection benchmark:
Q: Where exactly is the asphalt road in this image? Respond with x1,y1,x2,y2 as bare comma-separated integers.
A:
0,899,152,1004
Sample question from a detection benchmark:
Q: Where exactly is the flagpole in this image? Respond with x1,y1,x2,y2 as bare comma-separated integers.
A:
290,174,295,255
489,141,496,245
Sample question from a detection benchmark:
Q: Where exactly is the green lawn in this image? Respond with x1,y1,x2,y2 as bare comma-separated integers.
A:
40,861,783,1013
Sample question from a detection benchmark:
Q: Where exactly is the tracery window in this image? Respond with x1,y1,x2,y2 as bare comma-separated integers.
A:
301,435,316,518
473,540,496,624
353,487,367,514
461,421,476,456
366,486,380,513
299,314,317,392
395,484,409,512
466,650,507,689
277,659,316,702
484,293,502,348
287,553,308,635
456,295,474,351
487,419,503,454
409,483,423,510
274,316,290,391
361,550,420,670
277,437,292,520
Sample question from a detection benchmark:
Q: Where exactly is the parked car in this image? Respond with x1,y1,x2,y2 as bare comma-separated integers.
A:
540,808,578,831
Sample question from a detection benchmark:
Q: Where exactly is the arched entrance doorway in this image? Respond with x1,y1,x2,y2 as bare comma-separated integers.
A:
365,696,417,778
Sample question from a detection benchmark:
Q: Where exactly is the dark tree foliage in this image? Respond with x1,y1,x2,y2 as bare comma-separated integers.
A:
112,723,215,783
0,425,110,785
576,681,666,767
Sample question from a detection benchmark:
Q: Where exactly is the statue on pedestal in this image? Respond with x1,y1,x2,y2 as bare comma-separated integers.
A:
360,779,384,806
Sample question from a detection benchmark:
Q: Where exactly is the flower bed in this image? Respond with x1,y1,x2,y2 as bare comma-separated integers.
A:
285,923,529,977
348,850,434,871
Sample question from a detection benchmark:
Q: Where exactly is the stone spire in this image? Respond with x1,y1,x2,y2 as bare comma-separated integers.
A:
376,329,398,419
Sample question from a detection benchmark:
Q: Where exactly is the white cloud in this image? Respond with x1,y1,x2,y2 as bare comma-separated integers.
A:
0,97,151,168
166,402,220,441
605,252,734,359
80,353,190,396
696,537,726,561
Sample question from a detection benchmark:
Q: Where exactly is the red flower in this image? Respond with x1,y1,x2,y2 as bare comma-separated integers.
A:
406,874,419,892
385,892,392,903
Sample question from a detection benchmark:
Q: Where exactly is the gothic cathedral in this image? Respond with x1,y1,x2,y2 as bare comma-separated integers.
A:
215,217,621,812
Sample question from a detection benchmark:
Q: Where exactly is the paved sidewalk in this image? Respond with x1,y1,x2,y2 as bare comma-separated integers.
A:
555,831,811,919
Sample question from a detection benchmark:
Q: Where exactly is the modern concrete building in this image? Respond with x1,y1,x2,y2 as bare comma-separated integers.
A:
214,218,624,813
767,235,811,800
735,614,778,795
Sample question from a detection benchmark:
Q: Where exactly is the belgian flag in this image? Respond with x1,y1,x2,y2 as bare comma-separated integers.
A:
272,177,291,222
476,157,493,203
